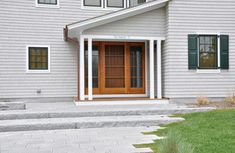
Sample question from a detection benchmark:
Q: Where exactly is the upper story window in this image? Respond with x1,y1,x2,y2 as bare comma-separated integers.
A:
107,0,124,8
84,0,101,7
130,0,146,7
38,0,57,5
36,0,59,8
83,0,147,9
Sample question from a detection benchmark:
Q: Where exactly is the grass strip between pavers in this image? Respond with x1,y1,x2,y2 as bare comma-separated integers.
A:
134,109,235,153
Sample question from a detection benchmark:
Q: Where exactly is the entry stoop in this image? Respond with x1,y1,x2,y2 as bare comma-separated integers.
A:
75,98,169,106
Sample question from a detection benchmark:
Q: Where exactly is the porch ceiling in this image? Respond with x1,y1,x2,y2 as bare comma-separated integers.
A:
66,0,169,38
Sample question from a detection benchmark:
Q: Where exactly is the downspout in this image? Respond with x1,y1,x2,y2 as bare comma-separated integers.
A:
64,26,80,101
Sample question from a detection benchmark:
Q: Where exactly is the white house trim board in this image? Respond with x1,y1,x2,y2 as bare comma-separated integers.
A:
196,69,221,74
157,40,162,99
82,35,165,41
67,0,169,34
79,36,85,100
26,45,51,74
217,36,221,68
149,39,155,99
88,38,93,100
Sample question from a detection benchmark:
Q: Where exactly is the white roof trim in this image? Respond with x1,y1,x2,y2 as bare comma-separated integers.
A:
67,0,169,32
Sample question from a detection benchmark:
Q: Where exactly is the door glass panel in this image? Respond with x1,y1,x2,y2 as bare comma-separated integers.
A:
130,46,143,88
105,45,125,88
85,45,99,88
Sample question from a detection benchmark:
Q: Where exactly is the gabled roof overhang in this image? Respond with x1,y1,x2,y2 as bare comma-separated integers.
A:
65,0,169,39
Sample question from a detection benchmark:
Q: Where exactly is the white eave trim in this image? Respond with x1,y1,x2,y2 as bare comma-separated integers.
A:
67,0,169,31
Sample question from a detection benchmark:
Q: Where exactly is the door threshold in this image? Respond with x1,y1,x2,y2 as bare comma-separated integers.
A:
74,97,169,106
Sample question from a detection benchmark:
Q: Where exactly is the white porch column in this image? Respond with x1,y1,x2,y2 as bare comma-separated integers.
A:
79,36,85,100
88,38,93,100
157,40,162,99
149,40,155,99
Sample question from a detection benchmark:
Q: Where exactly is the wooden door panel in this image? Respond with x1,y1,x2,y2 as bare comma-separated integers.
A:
101,43,126,94
85,42,145,95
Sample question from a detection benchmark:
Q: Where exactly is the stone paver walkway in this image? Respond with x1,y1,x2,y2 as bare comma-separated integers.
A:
0,126,159,153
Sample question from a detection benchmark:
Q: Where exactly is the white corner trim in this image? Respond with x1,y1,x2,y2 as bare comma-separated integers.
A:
26,45,51,74
35,0,60,8
196,69,221,74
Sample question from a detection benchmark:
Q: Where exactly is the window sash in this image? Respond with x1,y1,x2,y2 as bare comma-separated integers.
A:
83,0,149,8
129,0,146,7
84,0,102,7
198,35,218,69
107,0,124,8
29,47,48,70
38,0,57,5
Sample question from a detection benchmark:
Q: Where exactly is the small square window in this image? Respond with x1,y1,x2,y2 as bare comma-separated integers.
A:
38,0,57,5
28,47,49,71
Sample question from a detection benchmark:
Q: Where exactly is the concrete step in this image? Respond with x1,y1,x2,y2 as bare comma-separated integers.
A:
0,107,214,120
0,102,25,111
0,115,184,132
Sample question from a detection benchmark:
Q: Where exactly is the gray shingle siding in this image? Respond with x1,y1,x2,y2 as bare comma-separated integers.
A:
163,0,235,99
0,0,108,99
83,8,166,37
1,0,235,100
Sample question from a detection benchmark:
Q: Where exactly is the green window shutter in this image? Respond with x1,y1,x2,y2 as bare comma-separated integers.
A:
188,34,198,69
220,35,229,69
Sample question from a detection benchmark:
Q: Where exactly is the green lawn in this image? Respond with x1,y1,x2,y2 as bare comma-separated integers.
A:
135,109,235,153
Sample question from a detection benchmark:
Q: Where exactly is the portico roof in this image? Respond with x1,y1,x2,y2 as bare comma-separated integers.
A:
66,0,169,38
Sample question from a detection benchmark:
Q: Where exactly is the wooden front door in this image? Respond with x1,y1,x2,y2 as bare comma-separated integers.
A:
85,42,145,94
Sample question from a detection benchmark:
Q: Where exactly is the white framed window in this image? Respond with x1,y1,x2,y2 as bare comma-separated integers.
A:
106,0,125,8
26,45,51,73
188,33,229,73
82,0,147,10
36,0,59,8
